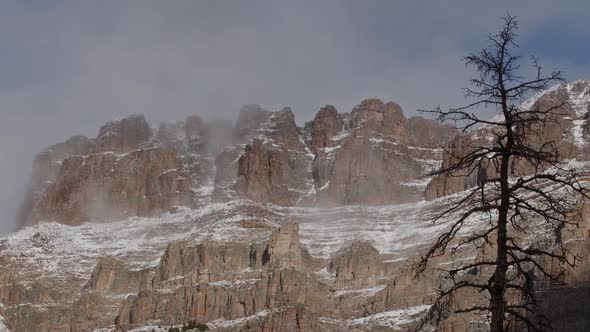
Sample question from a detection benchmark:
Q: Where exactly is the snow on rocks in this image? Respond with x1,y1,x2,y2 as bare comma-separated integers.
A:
346,304,432,329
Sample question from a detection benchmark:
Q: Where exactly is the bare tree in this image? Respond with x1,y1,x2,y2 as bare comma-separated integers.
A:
415,15,588,332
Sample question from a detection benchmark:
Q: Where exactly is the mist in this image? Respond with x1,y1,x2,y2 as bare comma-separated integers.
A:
1,0,590,234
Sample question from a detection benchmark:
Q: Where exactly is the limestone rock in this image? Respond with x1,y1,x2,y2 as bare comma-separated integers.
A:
95,114,153,153
29,135,96,196
351,98,408,139
235,139,294,205
85,256,152,293
328,241,384,288
114,222,331,330
156,240,266,285
407,116,457,148
309,98,455,205
27,147,194,224
368,269,436,313
425,81,590,200
266,223,304,270
232,108,311,205
19,135,96,226
424,135,478,200
116,268,331,330
309,105,342,153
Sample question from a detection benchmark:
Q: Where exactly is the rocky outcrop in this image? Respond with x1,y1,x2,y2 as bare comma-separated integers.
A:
309,105,342,153
85,256,152,293
313,136,426,205
233,108,312,205
407,116,457,148
95,114,153,153
21,114,217,226
211,146,243,201
211,98,457,207
156,240,266,285
370,269,436,313
234,139,295,205
426,81,590,200
115,223,331,330
309,98,455,205
27,147,195,225
328,241,384,288
19,135,96,226
424,134,480,200
23,97,460,220
8,83,590,332
266,223,304,270
116,268,331,330
351,99,409,139
28,136,96,197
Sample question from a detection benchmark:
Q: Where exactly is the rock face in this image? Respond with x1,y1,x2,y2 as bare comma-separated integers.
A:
231,107,312,205
424,134,480,200
309,105,343,153
328,241,384,288
114,223,332,330
85,256,152,293
309,98,456,205
26,147,194,225
426,81,590,200
266,223,304,270
351,99,409,139
234,139,295,205
21,114,215,226
18,135,97,226
22,97,459,224
9,83,590,331
95,114,153,153
407,116,457,148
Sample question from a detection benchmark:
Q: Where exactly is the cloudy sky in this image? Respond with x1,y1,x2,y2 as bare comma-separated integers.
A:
1,0,590,234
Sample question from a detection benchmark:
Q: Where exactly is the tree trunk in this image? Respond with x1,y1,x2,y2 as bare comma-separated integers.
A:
491,103,512,331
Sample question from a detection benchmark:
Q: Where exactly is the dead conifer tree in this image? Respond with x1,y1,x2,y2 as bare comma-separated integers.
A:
416,15,588,332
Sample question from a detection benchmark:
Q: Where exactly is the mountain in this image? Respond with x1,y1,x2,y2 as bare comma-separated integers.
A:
1,81,590,331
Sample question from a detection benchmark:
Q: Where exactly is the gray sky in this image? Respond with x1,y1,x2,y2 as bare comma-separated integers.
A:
1,1,590,234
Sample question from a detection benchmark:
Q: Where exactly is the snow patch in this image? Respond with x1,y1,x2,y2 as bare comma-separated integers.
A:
571,119,587,147
333,284,388,297
347,304,432,328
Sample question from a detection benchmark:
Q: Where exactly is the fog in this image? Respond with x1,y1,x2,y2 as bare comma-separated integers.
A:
1,1,590,234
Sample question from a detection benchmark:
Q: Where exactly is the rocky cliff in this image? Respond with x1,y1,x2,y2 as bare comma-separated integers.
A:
21,96,458,228
3,81,590,331
426,80,590,200
20,114,215,226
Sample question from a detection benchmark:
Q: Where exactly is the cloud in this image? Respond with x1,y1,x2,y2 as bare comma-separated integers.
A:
1,0,589,234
